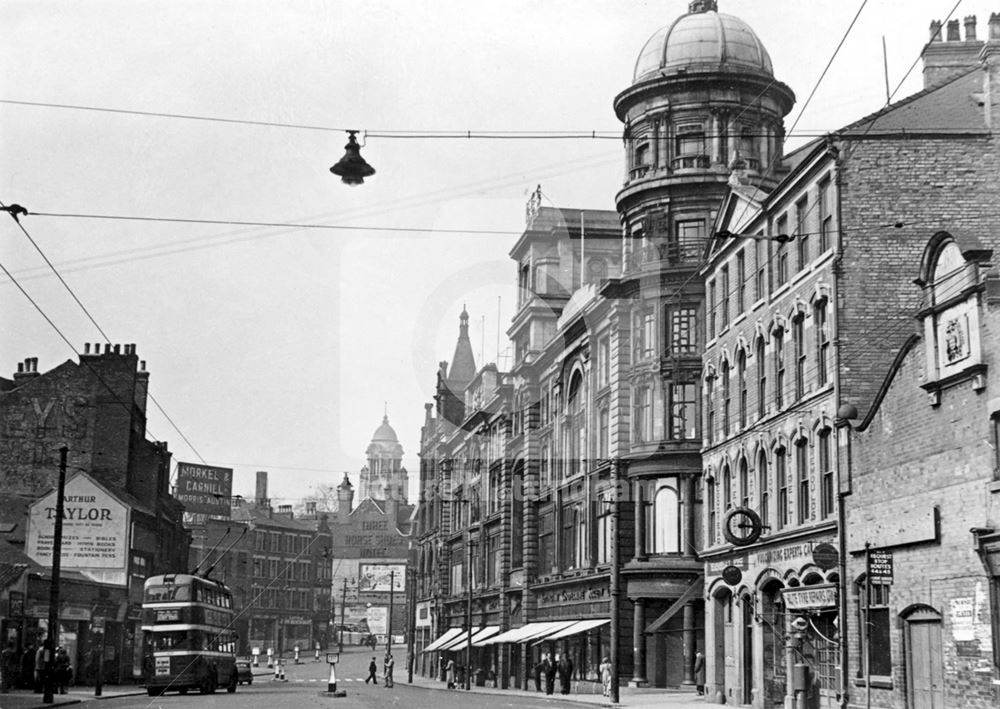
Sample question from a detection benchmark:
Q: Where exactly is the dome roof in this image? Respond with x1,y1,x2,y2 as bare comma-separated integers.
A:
633,9,773,83
371,415,399,443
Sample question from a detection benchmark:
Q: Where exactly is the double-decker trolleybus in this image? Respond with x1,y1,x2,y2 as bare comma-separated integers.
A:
141,573,240,695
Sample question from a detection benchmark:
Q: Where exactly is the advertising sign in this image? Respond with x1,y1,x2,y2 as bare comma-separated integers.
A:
175,462,233,516
782,584,838,610
359,563,406,593
366,605,388,635
26,474,129,571
869,549,894,583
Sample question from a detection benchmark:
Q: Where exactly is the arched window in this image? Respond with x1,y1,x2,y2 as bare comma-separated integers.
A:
707,476,717,545
738,458,749,508
705,375,715,445
818,429,834,519
796,438,810,525
721,360,731,437
815,300,830,386
645,481,680,554
567,372,585,476
756,338,767,419
757,451,770,532
793,315,806,400
722,464,733,511
737,349,747,428
775,446,788,530
773,328,786,410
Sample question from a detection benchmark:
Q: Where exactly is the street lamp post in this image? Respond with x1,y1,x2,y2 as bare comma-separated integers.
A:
42,446,69,705
387,569,395,656
465,537,473,691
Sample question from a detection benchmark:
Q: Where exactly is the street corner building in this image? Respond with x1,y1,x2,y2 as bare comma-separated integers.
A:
410,2,1000,708
0,343,188,685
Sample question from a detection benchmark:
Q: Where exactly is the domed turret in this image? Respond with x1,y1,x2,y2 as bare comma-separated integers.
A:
614,0,795,275
371,415,399,444
633,6,773,83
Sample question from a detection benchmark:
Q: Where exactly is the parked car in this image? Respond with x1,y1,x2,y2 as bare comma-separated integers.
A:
236,659,253,685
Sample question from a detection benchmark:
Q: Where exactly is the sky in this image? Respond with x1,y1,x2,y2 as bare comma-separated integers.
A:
1,0,991,506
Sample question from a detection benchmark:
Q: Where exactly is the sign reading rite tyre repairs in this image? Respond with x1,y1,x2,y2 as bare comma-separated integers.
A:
175,462,233,516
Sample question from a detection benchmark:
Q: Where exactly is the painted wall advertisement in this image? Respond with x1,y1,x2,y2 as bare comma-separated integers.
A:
175,462,233,516
359,563,406,593
26,474,129,583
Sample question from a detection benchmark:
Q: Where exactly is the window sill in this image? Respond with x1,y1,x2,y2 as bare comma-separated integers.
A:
854,677,893,690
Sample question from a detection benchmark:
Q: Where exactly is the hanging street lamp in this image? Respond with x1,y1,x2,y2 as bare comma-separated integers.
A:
330,130,376,185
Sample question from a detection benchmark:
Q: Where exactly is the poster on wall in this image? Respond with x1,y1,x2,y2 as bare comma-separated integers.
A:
175,462,233,516
359,563,406,593
26,474,129,579
366,606,388,635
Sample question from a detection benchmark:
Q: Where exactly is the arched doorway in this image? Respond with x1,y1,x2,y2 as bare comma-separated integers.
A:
903,606,944,709
711,587,731,699
759,579,786,707
740,594,754,705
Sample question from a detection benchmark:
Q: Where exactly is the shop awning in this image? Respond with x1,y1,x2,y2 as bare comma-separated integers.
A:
468,626,501,647
437,627,482,652
540,618,610,641
422,627,463,653
479,621,567,645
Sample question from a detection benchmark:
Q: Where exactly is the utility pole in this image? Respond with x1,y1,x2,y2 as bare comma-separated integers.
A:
43,446,69,705
406,566,416,683
339,578,347,654
387,569,395,656
609,458,621,705
465,537,473,691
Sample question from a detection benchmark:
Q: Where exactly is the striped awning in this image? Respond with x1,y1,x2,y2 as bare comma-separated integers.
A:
479,620,578,645
422,627,463,653
538,618,610,641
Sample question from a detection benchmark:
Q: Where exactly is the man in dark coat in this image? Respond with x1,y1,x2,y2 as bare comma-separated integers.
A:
543,653,556,695
20,644,35,690
365,656,378,684
531,657,544,692
558,654,573,694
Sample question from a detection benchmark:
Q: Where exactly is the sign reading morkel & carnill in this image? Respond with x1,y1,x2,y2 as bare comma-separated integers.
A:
175,462,233,516
26,473,129,584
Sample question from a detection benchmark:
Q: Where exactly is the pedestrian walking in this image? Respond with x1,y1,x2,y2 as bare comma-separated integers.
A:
599,656,612,698
1,641,16,693
543,653,556,695
532,656,544,692
34,642,48,694
365,656,378,684
445,656,456,689
53,646,71,694
20,644,35,690
383,652,394,688
558,653,573,695
693,650,706,696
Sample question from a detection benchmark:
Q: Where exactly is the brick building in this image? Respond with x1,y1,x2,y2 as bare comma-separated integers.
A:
844,228,1000,709
0,343,188,683
702,11,1000,709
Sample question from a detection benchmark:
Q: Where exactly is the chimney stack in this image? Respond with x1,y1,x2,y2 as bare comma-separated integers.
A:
13,357,40,382
922,14,985,89
982,13,1000,130
255,471,269,508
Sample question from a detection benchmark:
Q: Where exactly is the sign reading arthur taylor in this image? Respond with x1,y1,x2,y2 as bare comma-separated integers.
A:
27,474,128,569
175,462,233,516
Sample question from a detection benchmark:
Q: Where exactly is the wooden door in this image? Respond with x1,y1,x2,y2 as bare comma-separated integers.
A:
906,616,944,709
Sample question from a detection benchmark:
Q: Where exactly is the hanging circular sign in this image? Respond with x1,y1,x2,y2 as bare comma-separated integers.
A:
812,542,839,570
722,507,763,546
721,565,743,586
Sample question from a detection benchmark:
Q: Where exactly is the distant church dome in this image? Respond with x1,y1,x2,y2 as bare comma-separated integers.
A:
632,1,773,83
371,415,399,443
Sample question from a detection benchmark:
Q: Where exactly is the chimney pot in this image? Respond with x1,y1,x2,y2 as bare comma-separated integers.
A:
947,19,960,41
113,344,120,354
17,362,24,373
140,360,146,371
130,343,137,355
930,20,943,42
964,15,977,41
991,13,1000,40
84,343,91,355
104,343,112,354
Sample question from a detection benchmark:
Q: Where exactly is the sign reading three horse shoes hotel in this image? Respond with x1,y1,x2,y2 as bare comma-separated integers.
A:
175,462,233,516
26,473,129,574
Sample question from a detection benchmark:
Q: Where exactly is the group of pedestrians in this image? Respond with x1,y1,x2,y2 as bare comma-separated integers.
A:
364,651,394,688
531,651,574,695
0,641,73,694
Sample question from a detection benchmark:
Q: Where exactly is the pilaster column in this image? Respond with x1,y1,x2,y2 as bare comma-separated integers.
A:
681,601,697,685
629,599,648,686
684,475,697,558
633,480,647,561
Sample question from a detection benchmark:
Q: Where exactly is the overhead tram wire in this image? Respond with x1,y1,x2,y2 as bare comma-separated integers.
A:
1,199,208,463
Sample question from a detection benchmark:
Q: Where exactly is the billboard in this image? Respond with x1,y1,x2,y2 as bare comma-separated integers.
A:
359,563,406,593
366,606,388,635
27,474,129,578
175,462,233,516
